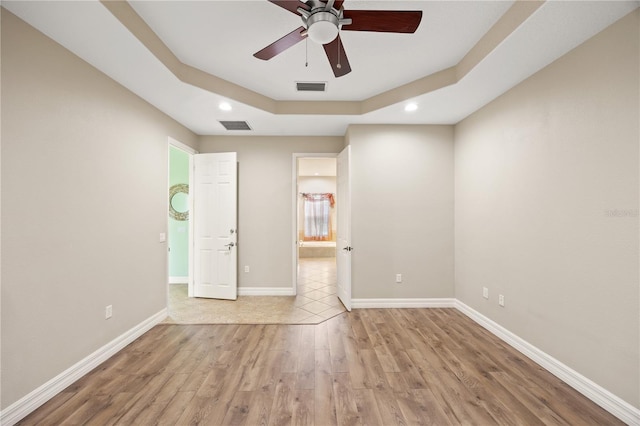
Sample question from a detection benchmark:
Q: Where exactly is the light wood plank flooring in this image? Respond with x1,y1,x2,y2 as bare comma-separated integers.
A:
18,309,622,425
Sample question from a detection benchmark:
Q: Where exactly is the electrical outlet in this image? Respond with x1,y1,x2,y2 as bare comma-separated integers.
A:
499,295,505,307
105,305,113,319
482,287,489,299
396,274,402,283
244,265,250,273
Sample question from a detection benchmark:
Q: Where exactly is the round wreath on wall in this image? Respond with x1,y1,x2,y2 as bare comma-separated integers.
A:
169,183,189,221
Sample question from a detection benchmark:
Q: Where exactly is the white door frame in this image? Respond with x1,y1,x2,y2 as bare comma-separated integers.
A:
291,152,338,296
167,137,197,298
336,145,352,311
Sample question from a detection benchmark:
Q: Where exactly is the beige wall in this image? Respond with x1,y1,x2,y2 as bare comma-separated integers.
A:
454,10,639,408
198,136,344,289
1,10,197,409
347,125,455,299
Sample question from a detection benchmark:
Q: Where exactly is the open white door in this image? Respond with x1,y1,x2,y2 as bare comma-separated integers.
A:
336,146,352,311
193,152,238,300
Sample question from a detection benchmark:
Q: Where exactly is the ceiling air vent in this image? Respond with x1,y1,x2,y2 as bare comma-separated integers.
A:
296,82,326,92
219,121,252,131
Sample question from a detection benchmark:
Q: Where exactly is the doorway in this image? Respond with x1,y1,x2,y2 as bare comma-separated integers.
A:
293,155,338,299
293,149,351,311
167,138,196,295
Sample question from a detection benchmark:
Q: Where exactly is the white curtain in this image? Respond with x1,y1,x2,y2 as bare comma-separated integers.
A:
303,193,334,240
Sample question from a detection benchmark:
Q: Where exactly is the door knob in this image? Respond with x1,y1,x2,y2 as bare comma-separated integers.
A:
225,242,235,251
342,246,353,252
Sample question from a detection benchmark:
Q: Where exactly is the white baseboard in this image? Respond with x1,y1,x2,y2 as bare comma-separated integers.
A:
238,287,295,296
0,309,168,426
351,298,456,309
454,300,640,426
169,276,189,284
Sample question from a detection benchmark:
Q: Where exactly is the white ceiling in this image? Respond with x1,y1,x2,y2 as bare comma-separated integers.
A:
299,158,337,176
4,1,638,136
128,1,512,101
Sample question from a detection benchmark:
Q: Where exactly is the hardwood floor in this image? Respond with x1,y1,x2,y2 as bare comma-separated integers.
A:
18,309,622,425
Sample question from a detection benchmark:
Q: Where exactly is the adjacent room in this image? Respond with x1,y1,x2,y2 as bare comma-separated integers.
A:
1,1,638,425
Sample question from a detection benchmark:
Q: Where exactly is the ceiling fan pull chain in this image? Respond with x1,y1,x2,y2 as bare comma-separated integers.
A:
305,38,309,67
337,41,342,69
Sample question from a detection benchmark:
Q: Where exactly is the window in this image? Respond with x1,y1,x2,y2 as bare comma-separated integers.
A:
302,193,335,241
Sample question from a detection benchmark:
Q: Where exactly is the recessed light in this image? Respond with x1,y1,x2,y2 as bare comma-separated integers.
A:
404,103,418,112
219,102,232,111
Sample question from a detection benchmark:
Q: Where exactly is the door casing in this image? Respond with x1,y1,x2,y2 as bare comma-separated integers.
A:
336,145,352,311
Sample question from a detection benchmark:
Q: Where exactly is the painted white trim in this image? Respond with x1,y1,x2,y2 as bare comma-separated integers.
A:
169,276,189,284
168,137,198,155
237,287,296,296
352,298,456,309
187,150,194,297
291,154,298,296
454,300,640,425
0,309,167,426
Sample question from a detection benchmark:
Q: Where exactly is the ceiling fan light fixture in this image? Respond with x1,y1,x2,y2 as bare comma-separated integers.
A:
306,12,339,44
257,1,423,77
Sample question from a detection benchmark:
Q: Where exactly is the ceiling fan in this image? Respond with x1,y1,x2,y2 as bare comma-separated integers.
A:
254,0,423,78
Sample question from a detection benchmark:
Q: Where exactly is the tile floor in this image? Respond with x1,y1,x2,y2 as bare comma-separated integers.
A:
162,257,346,325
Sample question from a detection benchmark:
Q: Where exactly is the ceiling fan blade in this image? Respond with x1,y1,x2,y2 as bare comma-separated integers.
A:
333,0,345,10
342,10,422,33
268,0,309,15
323,35,351,77
254,26,307,60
